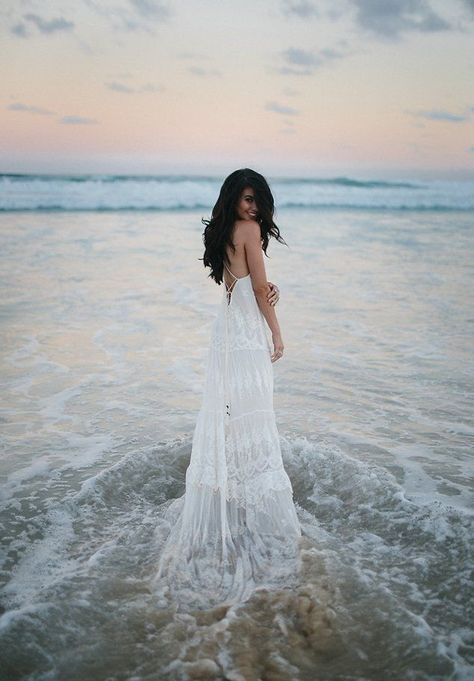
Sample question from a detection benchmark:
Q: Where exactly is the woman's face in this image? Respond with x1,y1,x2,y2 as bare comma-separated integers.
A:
236,186,259,221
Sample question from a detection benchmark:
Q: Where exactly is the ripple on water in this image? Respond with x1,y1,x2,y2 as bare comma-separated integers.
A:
1,435,472,680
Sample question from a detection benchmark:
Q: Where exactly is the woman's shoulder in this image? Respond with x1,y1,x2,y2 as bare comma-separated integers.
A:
233,219,260,239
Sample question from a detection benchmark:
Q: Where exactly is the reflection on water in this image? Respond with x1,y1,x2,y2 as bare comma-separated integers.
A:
0,209,472,680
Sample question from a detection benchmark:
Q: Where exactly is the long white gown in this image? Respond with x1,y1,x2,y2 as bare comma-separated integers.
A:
153,264,302,608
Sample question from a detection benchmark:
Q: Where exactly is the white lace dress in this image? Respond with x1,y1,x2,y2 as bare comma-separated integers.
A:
153,264,302,608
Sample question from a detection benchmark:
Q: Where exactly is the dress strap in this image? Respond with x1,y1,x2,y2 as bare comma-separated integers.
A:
223,262,238,295
223,262,238,280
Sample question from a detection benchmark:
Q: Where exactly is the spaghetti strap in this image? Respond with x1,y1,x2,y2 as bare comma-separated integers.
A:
223,262,238,280
224,263,238,296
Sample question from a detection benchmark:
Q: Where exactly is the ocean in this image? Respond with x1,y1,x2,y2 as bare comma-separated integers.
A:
1,173,474,212
0,174,473,680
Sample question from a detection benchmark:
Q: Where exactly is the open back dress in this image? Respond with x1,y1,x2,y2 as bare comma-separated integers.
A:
153,263,302,608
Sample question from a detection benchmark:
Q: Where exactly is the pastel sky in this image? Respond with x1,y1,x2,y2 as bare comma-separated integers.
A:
1,0,473,178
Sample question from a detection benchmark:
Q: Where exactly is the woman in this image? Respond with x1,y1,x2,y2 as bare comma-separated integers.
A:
153,169,302,609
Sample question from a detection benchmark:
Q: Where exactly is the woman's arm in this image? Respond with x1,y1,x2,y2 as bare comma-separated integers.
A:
242,221,284,361
266,281,280,306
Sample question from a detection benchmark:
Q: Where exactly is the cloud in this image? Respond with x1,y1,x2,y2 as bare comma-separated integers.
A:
284,48,317,66
141,83,164,92
60,116,98,125
281,0,455,40
84,0,170,33
265,101,300,115
10,23,28,38
409,109,468,122
23,13,75,34
7,102,55,116
279,47,344,75
188,66,221,77
282,1,318,18
350,0,451,39
106,81,135,93
8,103,99,126
129,0,169,20
10,13,75,38
464,0,474,14
105,81,163,93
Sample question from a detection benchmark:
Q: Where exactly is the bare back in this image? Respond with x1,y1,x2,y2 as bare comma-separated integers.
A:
223,220,250,289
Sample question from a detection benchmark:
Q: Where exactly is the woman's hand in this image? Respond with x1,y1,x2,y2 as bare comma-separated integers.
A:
266,281,280,307
271,332,284,363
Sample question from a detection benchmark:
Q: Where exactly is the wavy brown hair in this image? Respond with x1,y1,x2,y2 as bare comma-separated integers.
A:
200,168,287,285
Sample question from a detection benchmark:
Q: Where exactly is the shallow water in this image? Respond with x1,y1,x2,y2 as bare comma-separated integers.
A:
0,208,473,680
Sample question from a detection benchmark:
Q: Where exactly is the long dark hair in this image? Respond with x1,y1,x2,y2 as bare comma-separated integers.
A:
200,168,287,285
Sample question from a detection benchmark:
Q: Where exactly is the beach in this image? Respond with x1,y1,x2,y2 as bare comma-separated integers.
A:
0,176,473,680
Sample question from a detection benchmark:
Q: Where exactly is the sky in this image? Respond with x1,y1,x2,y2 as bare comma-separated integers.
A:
1,0,473,179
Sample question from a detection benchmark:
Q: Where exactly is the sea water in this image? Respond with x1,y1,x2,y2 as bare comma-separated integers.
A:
0,175,473,680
